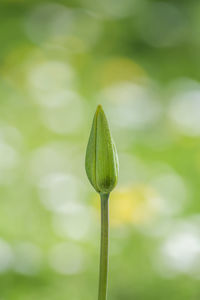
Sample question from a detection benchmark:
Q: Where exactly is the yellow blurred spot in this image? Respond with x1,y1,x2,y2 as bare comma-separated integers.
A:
92,185,158,227
100,58,147,87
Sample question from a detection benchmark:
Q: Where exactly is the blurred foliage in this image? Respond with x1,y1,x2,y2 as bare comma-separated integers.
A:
0,0,200,299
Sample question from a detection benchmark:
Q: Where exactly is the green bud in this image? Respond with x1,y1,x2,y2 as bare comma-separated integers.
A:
85,105,119,194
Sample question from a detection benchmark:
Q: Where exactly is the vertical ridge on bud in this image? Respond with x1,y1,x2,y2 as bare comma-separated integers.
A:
96,107,117,193
85,105,119,194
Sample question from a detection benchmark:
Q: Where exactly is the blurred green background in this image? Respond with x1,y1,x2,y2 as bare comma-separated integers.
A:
0,0,200,299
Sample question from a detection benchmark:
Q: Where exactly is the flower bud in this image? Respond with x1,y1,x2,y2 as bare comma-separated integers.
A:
85,105,119,194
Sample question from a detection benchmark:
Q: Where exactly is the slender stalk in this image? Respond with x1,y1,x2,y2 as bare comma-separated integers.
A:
98,193,109,300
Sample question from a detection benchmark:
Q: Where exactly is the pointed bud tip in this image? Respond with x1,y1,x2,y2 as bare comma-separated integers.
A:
96,104,103,114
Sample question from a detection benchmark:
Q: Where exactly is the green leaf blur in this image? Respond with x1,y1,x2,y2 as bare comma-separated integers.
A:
0,0,200,299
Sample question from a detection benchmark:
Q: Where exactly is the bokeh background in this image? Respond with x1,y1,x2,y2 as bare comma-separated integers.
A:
0,0,200,299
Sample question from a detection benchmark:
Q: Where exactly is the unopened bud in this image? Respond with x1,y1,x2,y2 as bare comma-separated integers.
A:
85,105,119,194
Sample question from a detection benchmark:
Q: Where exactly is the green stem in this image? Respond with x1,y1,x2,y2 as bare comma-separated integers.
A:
98,193,109,300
